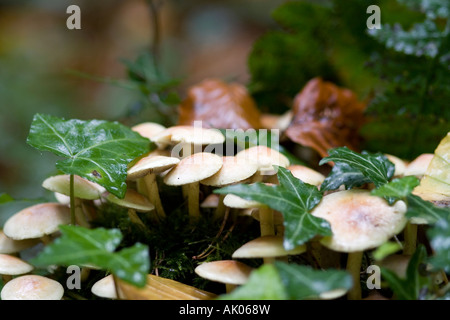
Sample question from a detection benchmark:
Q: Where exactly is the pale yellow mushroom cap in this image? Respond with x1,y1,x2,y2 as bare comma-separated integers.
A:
3,203,71,240
0,231,40,254
194,260,253,285
404,153,434,177
287,165,326,187
223,194,266,209
201,156,258,187
106,189,155,212
235,146,289,175
164,152,223,186
232,235,306,259
1,275,64,300
200,194,220,208
311,190,407,252
127,155,180,180
132,122,166,140
91,274,117,299
151,125,225,148
42,174,105,200
0,254,34,275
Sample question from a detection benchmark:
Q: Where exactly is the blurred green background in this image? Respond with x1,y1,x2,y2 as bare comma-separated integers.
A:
0,0,449,204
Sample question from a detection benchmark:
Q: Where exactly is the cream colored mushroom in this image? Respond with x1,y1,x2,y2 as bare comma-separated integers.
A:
194,260,253,293
1,275,64,300
385,154,407,178
201,156,258,220
404,153,434,178
132,122,166,140
3,203,71,244
0,230,40,255
310,189,407,300
0,254,34,283
91,274,117,299
164,152,223,222
232,235,306,260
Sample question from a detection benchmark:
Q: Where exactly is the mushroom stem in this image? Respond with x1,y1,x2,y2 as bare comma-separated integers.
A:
346,251,363,300
143,173,166,220
225,283,237,293
136,179,148,196
69,174,76,225
403,222,418,256
2,275,12,284
259,206,275,237
187,182,200,223
40,235,53,245
74,198,90,228
213,194,227,221
127,209,147,229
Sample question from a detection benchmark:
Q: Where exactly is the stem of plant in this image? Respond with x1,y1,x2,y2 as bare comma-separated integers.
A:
259,206,275,264
144,173,165,220
187,182,200,223
346,251,363,300
403,222,418,256
70,174,76,225
213,194,226,221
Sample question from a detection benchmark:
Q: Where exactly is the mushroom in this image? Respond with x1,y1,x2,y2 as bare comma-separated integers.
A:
403,153,434,178
1,275,64,300
151,125,225,157
42,174,105,226
0,230,40,255
201,156,258,220
127,152,180,220
200,194,220,209
310,189,407,300
235,146,290,182
232,235,306,264
284,164,326,187
164,152,223,223
0,254,34,283
385,154,407,178
194,260,254,293
131,122,166,140
105,189,155,229
91,274,117,299
3,203,71,245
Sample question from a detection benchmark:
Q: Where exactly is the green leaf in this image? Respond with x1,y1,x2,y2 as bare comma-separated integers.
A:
26,113,152,198
405,194,450,224
319,147,395,191
427,215,450,273
381,245,430,300
371,176,420,199
31,225,150,287
275,261,353,300
219,264,287,300
372,241,403,261
0,193,14,205
215,167,331,249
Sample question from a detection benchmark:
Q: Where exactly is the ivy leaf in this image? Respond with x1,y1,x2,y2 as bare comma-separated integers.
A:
427,215,450,273
219,262,352,300
215,166,331,249
219,264,287,300
31,225,150,287
320,147,395,191
371,176,420,199
381,245,430,300
26,113,152,198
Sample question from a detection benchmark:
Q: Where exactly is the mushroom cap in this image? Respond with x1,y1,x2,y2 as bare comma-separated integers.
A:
151,125,225,147
164,152,223,186
127,155,180,180
132,122,166,139
200,194,220,208
311,190,407,252
194,260,253,285
223,194,265,209
91,274,117,299
287,165,326,187
106,189,155,212
0,254,34,275
235,146,289,175
3,203,71,240
385,154,407,177
201,156,258,187
42,174,105,200
0,231,40,254
404,153,434,177
232,236,306,258
1,275,64,300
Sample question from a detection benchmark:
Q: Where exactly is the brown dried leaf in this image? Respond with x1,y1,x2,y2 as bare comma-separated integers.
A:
284,78,366,158
116,274,217,300
177,78,263,130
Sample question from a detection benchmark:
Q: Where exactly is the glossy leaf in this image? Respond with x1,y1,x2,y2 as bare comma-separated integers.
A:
215,166,331,249
220,261,352,300
428,215,450,273
371,176,420,199
26,113,152,198
381,245,430,300
31,225,150,287
320,147,395,190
